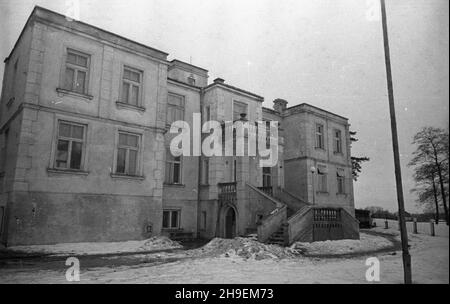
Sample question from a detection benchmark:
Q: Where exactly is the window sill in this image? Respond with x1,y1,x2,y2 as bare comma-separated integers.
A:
200,184,210,187
333,151,343,155
162,228,183,232
336,193,347,196
56,88,93,100
315,147,325,151
47,168,89,176
115,101,146,113
110,173,145,180
164,183,185,187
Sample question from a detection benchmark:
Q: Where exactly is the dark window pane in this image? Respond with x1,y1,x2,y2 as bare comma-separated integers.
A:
122,82,130,103
162,211,170,228
116,148,126,173
59,123,71,137
131,85,139,105
56,140,69,168
119,133,127,146
67,53,77,64
64,68,74,90
165,162,172,183
171,211,178,228
70,141,82,169
71,125,84,140
77,55,88,67
75,71,86,93
127,134,138,147
173,163,180,183
128,150,137,175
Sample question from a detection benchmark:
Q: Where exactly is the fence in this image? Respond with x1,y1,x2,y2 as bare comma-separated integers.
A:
372,219,449,237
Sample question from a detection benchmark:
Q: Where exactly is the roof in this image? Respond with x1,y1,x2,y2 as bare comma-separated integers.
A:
287,103,349,120
169,59,208,74
204,81,264,101
5,6,169,62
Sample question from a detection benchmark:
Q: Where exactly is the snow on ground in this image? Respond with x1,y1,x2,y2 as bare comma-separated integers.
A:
292,232,394,256
6,236,182,256
0,228,447,284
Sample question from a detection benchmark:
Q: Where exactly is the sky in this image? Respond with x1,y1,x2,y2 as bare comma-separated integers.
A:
0,0,448,212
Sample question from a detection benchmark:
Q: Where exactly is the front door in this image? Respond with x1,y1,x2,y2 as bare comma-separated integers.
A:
225,207,236,238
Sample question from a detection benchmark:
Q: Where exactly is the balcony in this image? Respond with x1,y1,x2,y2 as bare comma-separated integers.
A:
218,182,237,202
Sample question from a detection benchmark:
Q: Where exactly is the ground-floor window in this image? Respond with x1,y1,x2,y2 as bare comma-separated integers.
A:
162,209,180,229
337,168,345,194
200,211,207,230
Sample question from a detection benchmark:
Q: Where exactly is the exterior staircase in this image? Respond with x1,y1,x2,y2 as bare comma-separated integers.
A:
253,185,360,246
266,225,286,246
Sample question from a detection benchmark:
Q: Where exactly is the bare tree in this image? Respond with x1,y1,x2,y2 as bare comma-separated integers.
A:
409,127,449,225
410,163,441,223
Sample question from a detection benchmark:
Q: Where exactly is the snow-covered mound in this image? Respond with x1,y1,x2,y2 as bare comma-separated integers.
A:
292,232,394,256
8,236,182,256
192,237,302,260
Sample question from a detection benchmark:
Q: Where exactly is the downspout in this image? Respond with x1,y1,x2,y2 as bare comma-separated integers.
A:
196,87,204,239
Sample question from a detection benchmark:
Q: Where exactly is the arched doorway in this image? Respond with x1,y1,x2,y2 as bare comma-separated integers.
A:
224,206,236,239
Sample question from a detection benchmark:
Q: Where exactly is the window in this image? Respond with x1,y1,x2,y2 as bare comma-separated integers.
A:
200,211,207,230
55,121,85,170
162,210,180,229
204,105,211,121
121,67,142,106
165,148,182,184
1,129,9,173
334,129,342,153
233,101,247,121
337,168,345,194
64,49,90,94
263,167,272,187
116,132,140,175
315,123,324,149
187,75,196,85
167,94,185,125
201,158,209,185
317,165,328,192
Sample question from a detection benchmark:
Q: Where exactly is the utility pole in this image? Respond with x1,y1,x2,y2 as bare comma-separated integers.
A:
380,0,412,284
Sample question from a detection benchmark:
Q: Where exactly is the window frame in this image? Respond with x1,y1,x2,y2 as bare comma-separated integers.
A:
233,100,248,121
315,123,325,149
334,129,343,154
165,148,183,185
53,120,87,171
317,165,328,192
162,209,181,229
167,93,185,126
63,48,90,95
114,131,142,176
120,65,143,107
201,158,209,185
337,168,346,194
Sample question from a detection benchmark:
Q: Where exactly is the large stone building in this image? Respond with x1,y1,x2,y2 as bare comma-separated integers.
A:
0,6,359,246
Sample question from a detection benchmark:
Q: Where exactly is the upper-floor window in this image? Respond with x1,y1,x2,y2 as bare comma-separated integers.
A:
334,129,342,153
121,67,143,106
116,132,140,176
315,123,325,149
167,93,185,125
64,49,90,94
262,166,272,187
204,105,211,121
317,165,327,192
165,148,182,184
233,101,248,121
55,121,85,170
187,75,196,85
201,158,209,185
337,168,345,194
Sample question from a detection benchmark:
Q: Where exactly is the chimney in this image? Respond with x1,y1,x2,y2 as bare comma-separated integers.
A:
273,98,288,113
213,77,225,84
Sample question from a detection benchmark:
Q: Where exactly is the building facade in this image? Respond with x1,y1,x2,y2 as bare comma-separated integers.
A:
0,7,359,246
